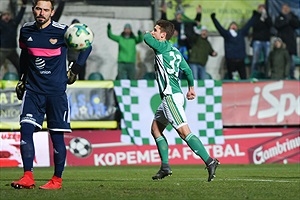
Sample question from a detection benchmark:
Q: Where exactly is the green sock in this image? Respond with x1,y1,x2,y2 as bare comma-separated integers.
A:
185,133,210,163
155,136,169,165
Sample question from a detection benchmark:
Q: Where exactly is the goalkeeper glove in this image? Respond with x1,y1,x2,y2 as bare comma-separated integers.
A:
16,74,26,100
67,62,81,85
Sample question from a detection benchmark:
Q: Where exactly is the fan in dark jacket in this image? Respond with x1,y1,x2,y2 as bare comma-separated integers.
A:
211,11,258,80
275,4,300,79
251,4,273,78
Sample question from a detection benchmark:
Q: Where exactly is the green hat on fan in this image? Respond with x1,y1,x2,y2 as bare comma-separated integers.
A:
124,23,132,30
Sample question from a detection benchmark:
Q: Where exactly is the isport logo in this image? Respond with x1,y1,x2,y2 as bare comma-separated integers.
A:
249,81,300,123
248,130,300,164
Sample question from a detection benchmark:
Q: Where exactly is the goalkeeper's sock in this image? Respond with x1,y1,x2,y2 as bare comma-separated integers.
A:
50,131,66,178
185,133,210,163
20,123,35,172
155,136,169,165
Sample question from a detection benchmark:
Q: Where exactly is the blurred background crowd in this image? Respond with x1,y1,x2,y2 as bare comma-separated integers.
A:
1,0,300,81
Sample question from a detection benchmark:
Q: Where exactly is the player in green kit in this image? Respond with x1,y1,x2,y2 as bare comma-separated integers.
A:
144,19,220,182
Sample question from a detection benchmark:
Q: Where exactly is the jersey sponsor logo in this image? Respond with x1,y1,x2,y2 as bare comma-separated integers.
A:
35,57,45,69
40,71,51,74
49,38,58,45
35,57,52,74
27,37,33,42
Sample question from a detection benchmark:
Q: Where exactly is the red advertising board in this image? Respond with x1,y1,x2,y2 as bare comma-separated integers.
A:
50,130,121,166
222,80,300,125
49,128,299,167
248,130,299,164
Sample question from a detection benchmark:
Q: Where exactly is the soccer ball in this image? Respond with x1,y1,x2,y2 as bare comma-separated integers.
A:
64,23,94,51
69,137,92,158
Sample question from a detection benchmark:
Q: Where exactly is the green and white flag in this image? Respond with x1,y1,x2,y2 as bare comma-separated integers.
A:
114,80,224,145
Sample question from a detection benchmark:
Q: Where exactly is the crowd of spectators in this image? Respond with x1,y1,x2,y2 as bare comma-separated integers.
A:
0,1,299,81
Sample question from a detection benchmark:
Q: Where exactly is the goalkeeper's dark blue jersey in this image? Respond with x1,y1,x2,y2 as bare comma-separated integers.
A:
19,20,68,95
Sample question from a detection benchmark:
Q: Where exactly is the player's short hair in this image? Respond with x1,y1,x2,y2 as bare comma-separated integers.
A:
156,19,175,40
32,0,55,10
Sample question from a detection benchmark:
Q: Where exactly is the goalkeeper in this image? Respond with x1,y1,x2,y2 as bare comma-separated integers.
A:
144,19,219,182
12,0,91,190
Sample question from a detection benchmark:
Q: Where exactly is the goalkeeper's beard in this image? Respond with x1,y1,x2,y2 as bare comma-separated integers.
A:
35,16,50,26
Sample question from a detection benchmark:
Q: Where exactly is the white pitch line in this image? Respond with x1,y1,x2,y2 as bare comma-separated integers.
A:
66,142,132,150
224,132,283,140
91,142,133,148
223,178,299,183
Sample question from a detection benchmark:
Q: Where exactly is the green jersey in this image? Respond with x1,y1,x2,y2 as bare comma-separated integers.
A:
144,32,194,98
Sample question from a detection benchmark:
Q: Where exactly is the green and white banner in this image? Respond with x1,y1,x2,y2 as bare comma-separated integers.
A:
114,80,224,146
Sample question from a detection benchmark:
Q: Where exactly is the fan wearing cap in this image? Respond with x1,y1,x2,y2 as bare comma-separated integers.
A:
267,37,290,80
107,22,143,80
189,25,217,80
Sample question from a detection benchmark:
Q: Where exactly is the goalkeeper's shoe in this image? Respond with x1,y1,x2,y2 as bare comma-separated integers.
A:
152,167,172,180
206,158,220,182
39,176,62,190
11,171,35,189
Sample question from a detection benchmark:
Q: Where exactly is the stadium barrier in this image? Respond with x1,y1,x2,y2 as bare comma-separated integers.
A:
0,80,299,167
0,80,118,130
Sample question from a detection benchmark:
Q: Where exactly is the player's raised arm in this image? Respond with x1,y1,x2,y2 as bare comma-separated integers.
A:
144,31,160,50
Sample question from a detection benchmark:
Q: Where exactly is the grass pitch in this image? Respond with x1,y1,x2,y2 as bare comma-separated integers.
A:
1,164,299,200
